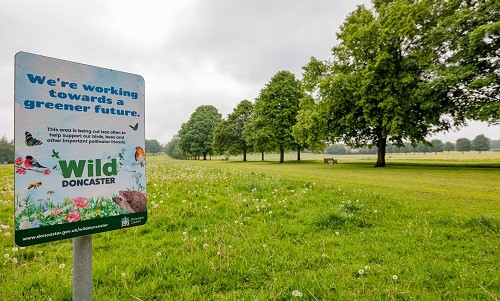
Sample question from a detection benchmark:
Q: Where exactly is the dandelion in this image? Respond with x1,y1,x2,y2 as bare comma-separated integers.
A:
217,251,221,256
203,229,207,233
4,254,9,259
12,258,18,264
59,263,65,269
181,200,187,203
335,231,340,236
203,243,209,248
156,252,162,257
358,269,365,275
20,247,25,250
365,265,370,271
392,275,398,281
4,232,11,236
122,272,127,277
263,244,268,248
12,247,18,252
269,211,272,214
373,210,378,213
182,231,187,236
292,290,303,297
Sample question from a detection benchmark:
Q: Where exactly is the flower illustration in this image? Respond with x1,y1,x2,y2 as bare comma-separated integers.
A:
42,168,51,175
30,220,41,228
72,197,89,209
19,220,30,230
66,210,81,223
15,157,23,166
53,208,63,215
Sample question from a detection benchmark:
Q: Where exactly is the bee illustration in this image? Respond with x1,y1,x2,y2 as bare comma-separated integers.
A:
25,131,43,146
28,181,42,189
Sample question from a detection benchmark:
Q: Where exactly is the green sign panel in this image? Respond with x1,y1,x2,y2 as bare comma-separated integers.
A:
14,52,147,246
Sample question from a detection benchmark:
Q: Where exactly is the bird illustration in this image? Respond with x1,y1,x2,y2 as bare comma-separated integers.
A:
25,131,42,146
135,146,145,167
51,149,60,159
129,123,139,131
24,156,46,169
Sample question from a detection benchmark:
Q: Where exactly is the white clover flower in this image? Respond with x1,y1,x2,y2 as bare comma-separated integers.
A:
392,275,398,281
292,290,303,297
358,269,365,275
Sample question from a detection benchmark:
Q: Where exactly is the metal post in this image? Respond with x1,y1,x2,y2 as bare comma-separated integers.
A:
73,235,92,301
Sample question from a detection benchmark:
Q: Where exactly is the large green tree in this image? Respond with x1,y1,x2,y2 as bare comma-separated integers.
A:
250,70,304,163
145,139,163,155
456,138,472,153
178,105,222,160
471,134,491,153
212,100,254,161
431,0,500,124
298,1,447,167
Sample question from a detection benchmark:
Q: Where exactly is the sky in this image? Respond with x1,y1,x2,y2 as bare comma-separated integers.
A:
1,0,498,145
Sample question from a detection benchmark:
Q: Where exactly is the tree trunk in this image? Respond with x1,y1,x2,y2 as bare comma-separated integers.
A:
279,146,284,163
261,152,264,161
203,153,207,160
297,148,301,161
374,137,387,167
243,148,247,162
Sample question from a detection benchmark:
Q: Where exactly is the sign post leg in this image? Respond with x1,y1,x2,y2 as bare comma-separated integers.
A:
73,235,92,301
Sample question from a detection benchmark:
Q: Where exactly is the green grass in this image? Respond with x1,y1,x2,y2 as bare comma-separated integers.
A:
0,153,499,300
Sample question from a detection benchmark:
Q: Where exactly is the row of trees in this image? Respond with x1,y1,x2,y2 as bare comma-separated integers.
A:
168,0,499,167
326,135,498,154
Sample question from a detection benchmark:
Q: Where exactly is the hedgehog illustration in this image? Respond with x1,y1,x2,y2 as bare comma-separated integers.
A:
112,190,147,213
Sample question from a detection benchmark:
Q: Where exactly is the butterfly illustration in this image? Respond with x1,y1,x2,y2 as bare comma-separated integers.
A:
51,149,60,159
129,123,138,131
28,181,42,189
25,131,43,146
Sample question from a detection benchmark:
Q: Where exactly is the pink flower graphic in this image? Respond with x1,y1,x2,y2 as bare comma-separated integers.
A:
16,168,26,174
15,157,23,166
53,207,63,215
72,197,89,209
42,168,51,175
66,210,81,223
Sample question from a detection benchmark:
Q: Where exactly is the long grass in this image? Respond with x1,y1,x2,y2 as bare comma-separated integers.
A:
0,153,498,300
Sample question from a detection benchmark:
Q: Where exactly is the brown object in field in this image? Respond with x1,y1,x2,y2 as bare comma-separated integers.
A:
113,190,147,213
323,158,338,164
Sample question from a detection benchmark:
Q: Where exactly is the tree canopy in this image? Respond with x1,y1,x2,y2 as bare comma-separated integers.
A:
298,1,448,167
145,139,163,155
248,70,304,163
471,134,491,153
0,136,14,164
178,105,222,160
212,100,254,161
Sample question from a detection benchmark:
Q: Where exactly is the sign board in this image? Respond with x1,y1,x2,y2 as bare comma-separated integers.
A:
14,52,147,246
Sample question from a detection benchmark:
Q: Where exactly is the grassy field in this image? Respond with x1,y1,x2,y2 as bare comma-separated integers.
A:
0,153,499,300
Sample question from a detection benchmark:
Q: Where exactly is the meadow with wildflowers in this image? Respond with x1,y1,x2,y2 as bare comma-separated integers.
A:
0,153,499,300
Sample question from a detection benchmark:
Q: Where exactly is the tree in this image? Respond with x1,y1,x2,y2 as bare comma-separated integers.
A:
471,134,491,153
165,135,184,159
431,0,500,124
444,142,455,153
178,105,222,160
299,1,447,167
145,139,163,155
0,135,14,164
456,138,472,153
250,70,304,163
325,144,347,155
430,139,444,154
212,100,253,161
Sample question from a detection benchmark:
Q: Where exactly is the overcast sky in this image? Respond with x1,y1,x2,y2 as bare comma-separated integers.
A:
1,0,498,145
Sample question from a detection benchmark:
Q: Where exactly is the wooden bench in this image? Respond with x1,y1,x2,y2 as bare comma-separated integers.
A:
323,158,338,164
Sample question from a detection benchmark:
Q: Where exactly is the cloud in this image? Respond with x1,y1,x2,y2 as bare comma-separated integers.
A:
1,0,498,144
